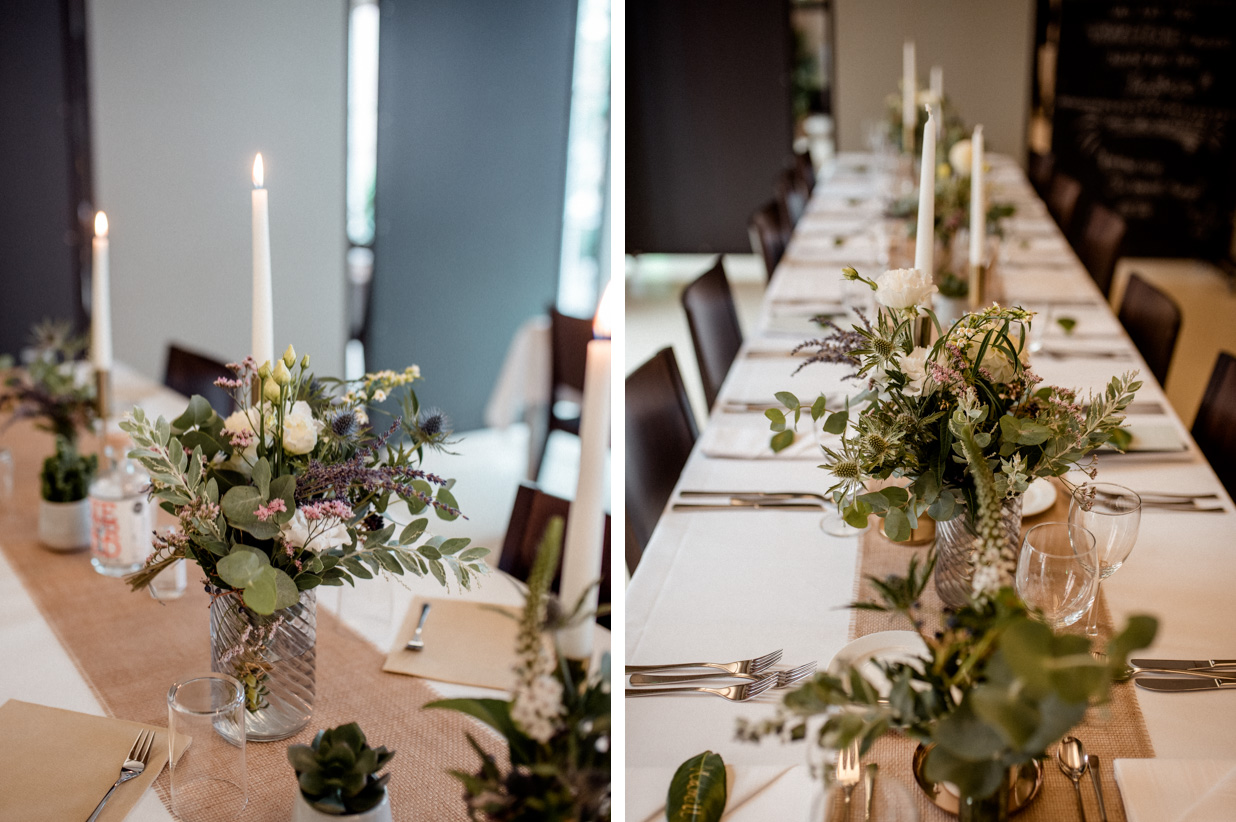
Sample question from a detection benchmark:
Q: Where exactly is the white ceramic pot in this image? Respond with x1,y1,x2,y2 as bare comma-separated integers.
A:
293,792,391,822
38,498,92,552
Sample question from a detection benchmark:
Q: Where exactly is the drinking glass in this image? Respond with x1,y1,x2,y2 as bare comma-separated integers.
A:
168,673,248,821
0,447,12,507
1069,483,1141,637
1015,522,1099,630
814,415,867,538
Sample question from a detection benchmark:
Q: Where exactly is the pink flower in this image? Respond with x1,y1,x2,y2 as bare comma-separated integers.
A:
254,498,287,522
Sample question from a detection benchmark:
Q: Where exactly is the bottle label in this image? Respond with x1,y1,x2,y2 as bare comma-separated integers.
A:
90,495,153,567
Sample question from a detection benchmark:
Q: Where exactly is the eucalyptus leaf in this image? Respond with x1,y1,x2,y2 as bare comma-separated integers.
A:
882,507,911,542
770,430,795,453
242,566,279,614
764,408,787,432
252,458,272,499
216,546,270,589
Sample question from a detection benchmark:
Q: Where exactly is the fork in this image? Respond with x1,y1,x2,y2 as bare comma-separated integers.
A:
628,661,818,688
681,490,830,503
830,742,861,821
404,602,432,651
626,648,783,676
87,729,156,822
624,673,778,702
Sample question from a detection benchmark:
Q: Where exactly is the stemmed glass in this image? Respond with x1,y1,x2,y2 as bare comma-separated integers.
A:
1069,483,1142,637
1016,522,1100,630
814,414,867,538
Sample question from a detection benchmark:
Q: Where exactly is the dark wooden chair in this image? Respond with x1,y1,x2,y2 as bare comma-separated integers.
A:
499,482,612,627
681,258,743,410
1118,273,1182,387
794,150,817,195
1192,352,1236,502
749,200,788,281
1046,172,1083,236
626,348,698,558
776,167,808,230
164,344,234,414
1075,202,1127,297
1027,151,1054,198
528,307,591,482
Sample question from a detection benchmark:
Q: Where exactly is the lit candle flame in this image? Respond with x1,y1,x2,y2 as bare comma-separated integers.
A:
592,279,615,339
94,211,108,238
253,153,265,188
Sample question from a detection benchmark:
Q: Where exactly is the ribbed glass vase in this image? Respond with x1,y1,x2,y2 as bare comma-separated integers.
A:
210,588,316,741
933,496,1023,609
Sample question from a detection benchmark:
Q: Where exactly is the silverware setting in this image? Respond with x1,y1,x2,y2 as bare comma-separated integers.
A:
681,489,830,503
627,660,817,689
626,648,783,676
863,763,878,822
1087,753,1109,822
404,602,432,651
1037,348,1130,361
87,730,155,822
1055,736,1089,822
1135,677,1236,693
671,501,825,512
624,672,778,702
830,742,861,822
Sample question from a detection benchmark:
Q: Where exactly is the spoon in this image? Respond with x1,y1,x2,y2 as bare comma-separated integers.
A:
1086,752,1109,822
1056,736,1089,821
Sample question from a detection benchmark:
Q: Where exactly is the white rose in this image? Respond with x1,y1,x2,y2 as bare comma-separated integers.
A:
279,509,350,553
282,401,323,455
221,408,262,472
898,347,930,396
949,139,973,177
874,268,937,312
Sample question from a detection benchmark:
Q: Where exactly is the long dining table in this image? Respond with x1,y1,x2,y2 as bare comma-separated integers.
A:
0,364,612,821
626,153,1236,819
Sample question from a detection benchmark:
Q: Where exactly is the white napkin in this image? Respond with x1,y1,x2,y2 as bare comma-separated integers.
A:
699,422,830,460
1115,759,1236,822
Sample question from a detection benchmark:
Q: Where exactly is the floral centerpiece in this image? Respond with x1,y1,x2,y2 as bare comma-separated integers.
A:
884,89,966,156
429,517,611,822
738,444,1158,819
1,320,101,549
120,346,489,739
769,267,1138,604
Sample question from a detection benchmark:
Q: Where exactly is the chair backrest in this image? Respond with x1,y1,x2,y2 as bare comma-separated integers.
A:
1192,352,1236,501
1118,273,1181,387
775,167,808,230
749,200,787,281
1076,202,1127,297
549,307,591,396
626,348,698,557
1046,172,1083,235
164,344,234,414
499,482,612,626
1027,151,1054,197
794,150,817,195
681,258,743,410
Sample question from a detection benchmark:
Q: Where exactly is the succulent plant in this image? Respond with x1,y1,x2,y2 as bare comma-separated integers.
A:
288,723,395,815
40,435,97,502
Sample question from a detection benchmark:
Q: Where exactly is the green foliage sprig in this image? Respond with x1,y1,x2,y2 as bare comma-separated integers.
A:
1,319,98,445
288,723,394,815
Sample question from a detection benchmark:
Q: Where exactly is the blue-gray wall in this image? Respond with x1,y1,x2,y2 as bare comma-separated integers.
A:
369,0,577,431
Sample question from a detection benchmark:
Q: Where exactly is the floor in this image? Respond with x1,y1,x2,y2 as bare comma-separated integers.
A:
626,254,1236,431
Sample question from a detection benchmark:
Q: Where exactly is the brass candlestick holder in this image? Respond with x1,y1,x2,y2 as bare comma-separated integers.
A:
95,368,112,429
968,261,988,312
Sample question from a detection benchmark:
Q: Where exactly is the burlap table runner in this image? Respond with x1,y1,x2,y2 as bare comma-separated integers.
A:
848,481,1153,820
0,422,502,821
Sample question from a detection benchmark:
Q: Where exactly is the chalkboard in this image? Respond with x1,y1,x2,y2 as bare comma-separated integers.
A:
1053,0,1236,258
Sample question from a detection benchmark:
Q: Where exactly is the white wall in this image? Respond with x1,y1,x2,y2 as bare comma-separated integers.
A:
834,0,1034,162
88,0,347,380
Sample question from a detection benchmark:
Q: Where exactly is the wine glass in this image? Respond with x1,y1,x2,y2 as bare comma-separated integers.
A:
1069,483,1142,637
1015,522,1100,630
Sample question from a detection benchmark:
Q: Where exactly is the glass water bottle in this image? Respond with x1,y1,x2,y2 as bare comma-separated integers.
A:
89,448,153,577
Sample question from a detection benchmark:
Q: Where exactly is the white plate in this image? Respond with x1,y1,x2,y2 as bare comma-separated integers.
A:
828,630,928,696
1022,477,1057,517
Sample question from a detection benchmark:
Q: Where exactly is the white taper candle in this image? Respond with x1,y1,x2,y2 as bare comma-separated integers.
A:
970,125,985,268
914,106,936,276
91,211,112,371
558,280,614,662
903,40,917,154
251,153,274,365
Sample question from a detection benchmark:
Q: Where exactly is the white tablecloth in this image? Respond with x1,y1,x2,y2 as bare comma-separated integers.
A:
625,153,1236,819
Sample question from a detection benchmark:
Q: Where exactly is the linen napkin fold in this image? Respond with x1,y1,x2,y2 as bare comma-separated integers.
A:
0,699,185,822
630,764,812,822
382,596,520,690
699,422,831,460
1115,758,1236,822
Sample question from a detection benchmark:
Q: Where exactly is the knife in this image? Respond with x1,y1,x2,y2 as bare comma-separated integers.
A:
671,502,824,512
1135,677,1236,693
1130,658,1236,671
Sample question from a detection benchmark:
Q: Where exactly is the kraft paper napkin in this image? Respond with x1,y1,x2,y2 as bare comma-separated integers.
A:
0,699,187,822
382,597,521,690
1115,758,1236,822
